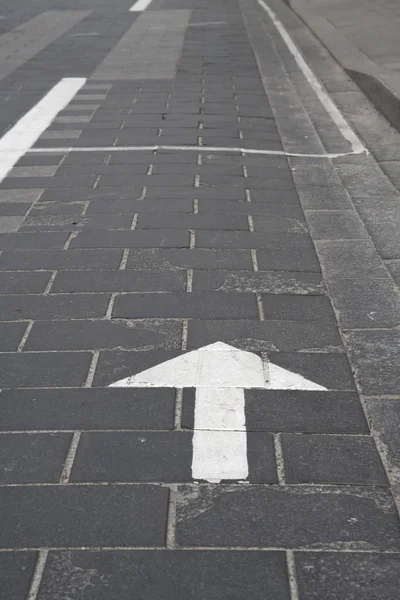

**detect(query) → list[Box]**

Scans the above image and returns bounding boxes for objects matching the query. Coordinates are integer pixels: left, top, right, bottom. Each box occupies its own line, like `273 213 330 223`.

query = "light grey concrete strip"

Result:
91 10 191 80
288 0 400 134
0 11 90 82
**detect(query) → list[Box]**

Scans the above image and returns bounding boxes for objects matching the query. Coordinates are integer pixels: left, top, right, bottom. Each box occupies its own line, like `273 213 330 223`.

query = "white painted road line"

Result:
0 77 86 184
27 144 363 159
130 0 153 12
258 0 367 156
110 342 326 483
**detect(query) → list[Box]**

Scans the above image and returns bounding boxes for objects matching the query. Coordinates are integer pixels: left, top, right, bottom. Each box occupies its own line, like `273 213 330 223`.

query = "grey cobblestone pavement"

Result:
0 0 400 598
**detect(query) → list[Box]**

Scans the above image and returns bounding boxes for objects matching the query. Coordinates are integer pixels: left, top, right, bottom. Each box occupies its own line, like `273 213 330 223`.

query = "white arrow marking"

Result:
109 342 326 482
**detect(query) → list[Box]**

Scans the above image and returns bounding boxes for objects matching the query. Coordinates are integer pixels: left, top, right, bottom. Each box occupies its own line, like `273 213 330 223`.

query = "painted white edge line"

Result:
258 0 367 156
0 77 86 183
27 144 363 159
130 0 153 12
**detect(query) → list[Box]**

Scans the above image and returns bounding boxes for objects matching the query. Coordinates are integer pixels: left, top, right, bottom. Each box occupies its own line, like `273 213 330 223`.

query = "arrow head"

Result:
109 342 327 391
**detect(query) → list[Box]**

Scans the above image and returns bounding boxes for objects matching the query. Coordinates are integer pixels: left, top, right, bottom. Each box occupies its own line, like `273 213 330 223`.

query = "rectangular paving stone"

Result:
0 231 69 250
30 203 86 216
0 552 36 600
38 550 290 600
137 214 249 230
343 331 400 395
113 292 258 319
86 198 194 215
305 210 369 240
20 214 133 231
0 189 43 203
328 279 400 328
175 485 400 549
0 203 29 216
0 388 175 432
51 270 186 293
0 322 28 351
0 271 51 294
243 390 368 433
296 185 353 209
269 352 356 391
0 176 96 189
0 294 109 320
0 485 168 548
196 231 314 250
0 352 92 387
0 433 72 484
261 295 335 322
187 319 342 352
257 248 321 272
315 240 388 278
281 434 388 485
71 230 190 249
0 249 123 270
25 319 182 351
295 552 400 600
126 248 253 271
192 270 325 295
251 215 307 234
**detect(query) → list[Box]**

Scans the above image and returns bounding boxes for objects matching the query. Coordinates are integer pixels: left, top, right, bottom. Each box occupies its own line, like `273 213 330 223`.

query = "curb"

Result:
288 0 400 133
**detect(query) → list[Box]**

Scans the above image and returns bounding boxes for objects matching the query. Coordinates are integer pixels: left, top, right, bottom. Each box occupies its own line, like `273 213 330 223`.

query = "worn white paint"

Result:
193 387 247 482
109 342 266 388
0 78 86 184
130 0 153 11
110 342 327 483
258 0 367 156
28 144 362 159
268 363 326 391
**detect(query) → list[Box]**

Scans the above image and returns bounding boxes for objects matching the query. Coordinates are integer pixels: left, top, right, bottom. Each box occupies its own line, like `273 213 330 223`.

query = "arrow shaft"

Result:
191 388 248 483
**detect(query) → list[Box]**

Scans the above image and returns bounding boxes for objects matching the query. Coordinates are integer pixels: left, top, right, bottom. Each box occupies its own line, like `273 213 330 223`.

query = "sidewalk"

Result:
289 0 400 131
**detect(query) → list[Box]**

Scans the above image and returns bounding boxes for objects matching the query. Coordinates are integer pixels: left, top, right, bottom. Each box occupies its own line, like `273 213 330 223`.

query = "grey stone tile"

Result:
282 434 388 485
86 198 194 215
261 295 335 323
0 433 72 484
192 270 325 294
126 248 253 270
137 214 249 230
305 210 369 240
316 241 388 278
0 352 92 387
0 388 175 432
257 248 321 272
25 319 182 351
0 552 36 600
0 271 51 294
0 203 29 216
29 203 86 216
113 292 258 319
38 550 290 600
328 279 400 327
20 214 133 231
296 553 400 600
9 166 58 177
344 331 400 395
0 249 123 270
187 319 342 352
52 270 186 292
0 189 43 203
70 229 190 249
296 186 353 209
269 352 356 391
0 322 28 351
196 231 314 250
0 294 109 320
0 231 69 249
252 216 307 233
244 390 368 433
0 485 168 548
175 484 400 549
